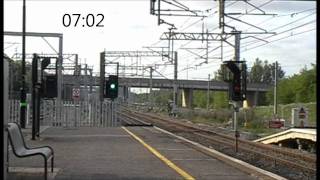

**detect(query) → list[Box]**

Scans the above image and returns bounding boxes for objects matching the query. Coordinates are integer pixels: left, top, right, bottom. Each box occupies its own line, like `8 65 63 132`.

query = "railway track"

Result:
119 111 153 127
120 108 316 180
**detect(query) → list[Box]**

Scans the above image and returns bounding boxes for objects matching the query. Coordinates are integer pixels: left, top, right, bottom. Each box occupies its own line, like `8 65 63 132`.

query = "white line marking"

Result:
154 126 287 180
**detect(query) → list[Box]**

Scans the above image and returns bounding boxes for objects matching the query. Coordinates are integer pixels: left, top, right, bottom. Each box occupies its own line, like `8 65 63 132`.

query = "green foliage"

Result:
266 64 316 104
213 58 285 105
247 102 316 126
132 92 149 103
8 59 32 96
294 64 316 102
192 90 207 108
192 90 228 109
249 58 264 83
212 91 229 108
177 102 315 136
178 108 232 124
249 58 285 84
133 89 173 107
153 90 173 106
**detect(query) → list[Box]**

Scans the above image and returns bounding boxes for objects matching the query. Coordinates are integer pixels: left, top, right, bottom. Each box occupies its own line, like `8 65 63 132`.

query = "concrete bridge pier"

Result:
119 86 129 103
181 88 193 108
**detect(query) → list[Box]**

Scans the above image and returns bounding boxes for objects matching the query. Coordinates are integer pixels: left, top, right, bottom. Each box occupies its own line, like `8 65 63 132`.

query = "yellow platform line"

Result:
122 127 195 180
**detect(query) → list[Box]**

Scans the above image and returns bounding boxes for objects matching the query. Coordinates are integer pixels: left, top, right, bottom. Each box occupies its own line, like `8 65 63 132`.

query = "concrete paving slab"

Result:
7 127 183 180
7 126 265 180
126 127 258 180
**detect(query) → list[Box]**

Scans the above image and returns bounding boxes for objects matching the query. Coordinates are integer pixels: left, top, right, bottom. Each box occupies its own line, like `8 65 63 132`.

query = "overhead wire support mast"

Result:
150 0 207 26
217 0 277 153
104 51 170 58
160 32 232 41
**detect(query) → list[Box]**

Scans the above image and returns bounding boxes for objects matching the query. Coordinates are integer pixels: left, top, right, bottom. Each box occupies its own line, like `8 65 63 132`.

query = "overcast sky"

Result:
4 0 316 81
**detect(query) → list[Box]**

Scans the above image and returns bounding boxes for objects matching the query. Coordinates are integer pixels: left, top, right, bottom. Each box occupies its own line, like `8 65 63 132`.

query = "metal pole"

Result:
157 0 161 25
234 31 241 153
36 84 40 137
173 51 178 115
116 62 119 76
168 28 171 62
31 54 37 140
20 0 26 128
3 57 9 179
233 102 239 153
274 61 278 116
207 74 210 110
89 69 93 94
149 67 153 107
100 52 105 101
84 64 88 101
75 54 79 127
206 29 209 63
234 32 241 62
57 36 63 125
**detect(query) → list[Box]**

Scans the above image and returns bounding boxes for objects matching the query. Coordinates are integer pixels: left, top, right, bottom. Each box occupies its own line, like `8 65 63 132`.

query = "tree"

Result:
249 58 285 85
293 64 316 102
8 59 32 98
249 58 264 83
266 63 315 104
262 60 272 84
214 68 224 81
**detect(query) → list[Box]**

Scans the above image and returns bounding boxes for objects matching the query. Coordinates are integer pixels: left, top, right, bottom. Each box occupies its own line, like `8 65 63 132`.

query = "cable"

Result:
242 28 315 52
185 26 315 75
174 0 275 63
242 19 315 46
149 0 315 77
208 17 316 60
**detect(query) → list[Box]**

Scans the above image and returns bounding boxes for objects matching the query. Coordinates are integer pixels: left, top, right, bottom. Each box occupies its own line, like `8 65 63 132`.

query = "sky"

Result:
4 0 317 82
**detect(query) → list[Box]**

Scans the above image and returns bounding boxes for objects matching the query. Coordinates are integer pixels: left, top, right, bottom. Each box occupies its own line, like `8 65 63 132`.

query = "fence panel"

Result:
8 98 121 128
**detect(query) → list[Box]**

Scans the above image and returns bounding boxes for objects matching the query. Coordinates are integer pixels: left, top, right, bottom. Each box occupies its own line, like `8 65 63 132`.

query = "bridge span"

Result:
62 75 272 107
62 75 271 91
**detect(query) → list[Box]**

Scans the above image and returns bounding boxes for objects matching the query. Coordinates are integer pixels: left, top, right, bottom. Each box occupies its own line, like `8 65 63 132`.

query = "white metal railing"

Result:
8 99 121 128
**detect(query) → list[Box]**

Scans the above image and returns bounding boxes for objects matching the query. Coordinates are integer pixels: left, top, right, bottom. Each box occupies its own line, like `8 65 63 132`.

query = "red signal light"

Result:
234 85 240 91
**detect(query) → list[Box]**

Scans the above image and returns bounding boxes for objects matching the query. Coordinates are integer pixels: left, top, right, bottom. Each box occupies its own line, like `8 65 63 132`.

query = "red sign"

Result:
72 88 80 100
269 120 284 128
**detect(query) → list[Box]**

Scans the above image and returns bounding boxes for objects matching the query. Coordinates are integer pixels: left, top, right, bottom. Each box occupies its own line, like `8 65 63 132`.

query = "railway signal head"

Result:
222 61 247 102
43 75 57 98
110 83 116 90
231 75 242 101
105 75 118 100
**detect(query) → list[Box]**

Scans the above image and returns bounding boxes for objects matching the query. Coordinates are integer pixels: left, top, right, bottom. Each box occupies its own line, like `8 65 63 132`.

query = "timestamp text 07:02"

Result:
62 13 104 27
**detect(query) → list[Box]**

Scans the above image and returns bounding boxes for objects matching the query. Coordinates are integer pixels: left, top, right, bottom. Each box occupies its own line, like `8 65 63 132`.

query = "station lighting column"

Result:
20 0 27 128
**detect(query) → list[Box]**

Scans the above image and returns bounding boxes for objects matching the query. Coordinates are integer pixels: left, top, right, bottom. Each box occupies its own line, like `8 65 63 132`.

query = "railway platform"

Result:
7 126 285 180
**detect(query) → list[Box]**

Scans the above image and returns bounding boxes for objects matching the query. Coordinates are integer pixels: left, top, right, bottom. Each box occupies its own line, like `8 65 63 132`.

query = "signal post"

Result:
222 60 247 153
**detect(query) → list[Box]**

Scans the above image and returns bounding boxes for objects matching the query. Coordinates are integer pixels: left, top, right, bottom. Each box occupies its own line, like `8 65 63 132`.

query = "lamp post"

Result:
20 0 27 128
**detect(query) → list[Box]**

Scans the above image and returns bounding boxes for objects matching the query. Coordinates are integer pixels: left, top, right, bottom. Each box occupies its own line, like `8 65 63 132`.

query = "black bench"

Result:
7 122 54 180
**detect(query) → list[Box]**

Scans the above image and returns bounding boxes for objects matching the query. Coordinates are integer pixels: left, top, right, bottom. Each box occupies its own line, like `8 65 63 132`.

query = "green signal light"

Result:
110 84 116 89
